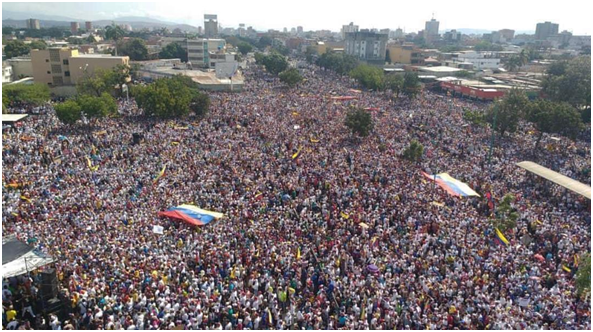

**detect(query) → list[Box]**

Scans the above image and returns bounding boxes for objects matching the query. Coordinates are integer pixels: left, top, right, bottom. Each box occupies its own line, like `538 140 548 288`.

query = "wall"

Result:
7 59 33 79
69 56 128 85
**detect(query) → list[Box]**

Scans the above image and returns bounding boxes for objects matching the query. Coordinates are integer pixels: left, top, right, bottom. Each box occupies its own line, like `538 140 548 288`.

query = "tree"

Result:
258 36 273 49
173 75 211 118
305 46 317 63
77 93 117 119
576 253 591 298
402 140 424 162
28 40 47 50
279 68 303 87
133 76 193 118
504 55 523 72
273 44 290 56
254 52 265 65
485 89 529 137
3 40 30 59
402 72 421 98
316 51 359 75
527 100 583 150
261 53 288 75
541 56 591 111
383 74 404 97
2 83 50 107
350 64 384 90
344 108 374 137
104 23 126 56
491 193 519 232
237 42 253 55
463 108 487 127
77 65 130 97
54 100 82 125
159 42 188 62
119 38 148 61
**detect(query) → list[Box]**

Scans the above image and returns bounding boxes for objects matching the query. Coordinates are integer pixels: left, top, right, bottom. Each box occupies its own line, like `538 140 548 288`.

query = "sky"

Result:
2 0 591 35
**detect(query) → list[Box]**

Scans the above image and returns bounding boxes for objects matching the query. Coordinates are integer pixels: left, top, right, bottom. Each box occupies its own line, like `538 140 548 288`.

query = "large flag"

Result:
495 228 509 247
422 172 480 197
158 204 224 226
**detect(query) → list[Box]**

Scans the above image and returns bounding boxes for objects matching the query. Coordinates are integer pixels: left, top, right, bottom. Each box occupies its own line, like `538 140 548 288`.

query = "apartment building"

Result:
345 30 388 65
386 44 425 65
31 48 128 86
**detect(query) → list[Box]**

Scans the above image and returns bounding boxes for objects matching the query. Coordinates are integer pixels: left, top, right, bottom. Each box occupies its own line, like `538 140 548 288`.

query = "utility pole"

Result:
487 103 498 178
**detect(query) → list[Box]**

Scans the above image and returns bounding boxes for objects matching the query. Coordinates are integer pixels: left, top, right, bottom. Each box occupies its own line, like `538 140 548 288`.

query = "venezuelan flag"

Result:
340 212 349 219
310 138 320 143
296 247 301 260
158 204 224 226
422 172 480 197
562 265 572 273
495 228 509 246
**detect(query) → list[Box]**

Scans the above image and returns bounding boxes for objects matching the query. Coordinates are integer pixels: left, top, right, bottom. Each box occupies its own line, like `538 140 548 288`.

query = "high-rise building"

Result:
85 21 93 31
238 24 246 37
204 14 218 38
341 22 359 39
498 29 515 41
70 22 79 34
424 18 439 42
297 26 303 35
535 21 559 40
26 18 40 30
394 28 404 39
344 30 388 65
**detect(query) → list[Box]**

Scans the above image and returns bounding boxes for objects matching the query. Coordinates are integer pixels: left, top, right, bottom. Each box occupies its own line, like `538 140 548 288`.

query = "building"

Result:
204 14 218 38
424 18 439 43
297 26 303 35
394 28 404 39
344 30 388 65
456 51 501 70
341 22 359 39
3 62 13 83
31 48 129 86
238 24 246 37
386 44 425 65
26 19 40 30
444 30 460 42
7 57 33 80
499 29 515 41
85 21 93 31
535 21 559 40
187 38 230 68
70 22 79 34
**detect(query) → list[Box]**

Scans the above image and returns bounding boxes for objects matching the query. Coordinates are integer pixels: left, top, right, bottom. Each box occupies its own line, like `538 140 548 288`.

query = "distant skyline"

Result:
2 0 591 35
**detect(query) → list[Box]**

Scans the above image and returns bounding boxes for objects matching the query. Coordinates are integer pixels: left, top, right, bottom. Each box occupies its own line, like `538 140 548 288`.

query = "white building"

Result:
2 63 13 83
457 51 501 70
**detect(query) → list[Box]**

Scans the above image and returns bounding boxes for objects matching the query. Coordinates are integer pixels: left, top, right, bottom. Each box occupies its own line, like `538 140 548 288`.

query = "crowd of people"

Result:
2 61 591 330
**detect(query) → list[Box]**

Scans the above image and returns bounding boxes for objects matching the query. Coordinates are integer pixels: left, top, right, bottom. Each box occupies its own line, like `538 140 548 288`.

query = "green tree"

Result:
463 108 487 127
133 76 193 118
403 72 421 98
3 40 30 59
237 42 253 55
159 42 188 62
344 108 374 137
305 46 317 63
273 44 290 56
173 75 211 118
254 52 265 65
402 140 424 162
119 38 148 61
576 253 591 298
350 64 384 90
541 56 591 111
485 89 529 137
258 36 273 49
383 74 404 97
261 53 288 75
28 40 47 50
279 68 303 87
527 99 583 149
491 193 519 232
77 93 117 119
104 23 126 56
2 83 50 107
316 51 359 75
77 69 109 97
54 100 82 125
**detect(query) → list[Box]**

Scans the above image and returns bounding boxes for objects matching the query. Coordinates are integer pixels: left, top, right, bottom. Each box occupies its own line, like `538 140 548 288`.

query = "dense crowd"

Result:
2 62 591 330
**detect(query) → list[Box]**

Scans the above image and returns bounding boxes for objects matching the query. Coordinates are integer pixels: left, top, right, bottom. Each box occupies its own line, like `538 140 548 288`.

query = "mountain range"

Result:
2 10 200 32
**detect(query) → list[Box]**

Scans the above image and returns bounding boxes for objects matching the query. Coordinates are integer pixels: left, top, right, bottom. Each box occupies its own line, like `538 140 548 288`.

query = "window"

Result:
51 64 62 74
52 76 63 85
64 71 70 77
63 59 69 65
47 71 51 74
49 49 60 62
45 59 49 63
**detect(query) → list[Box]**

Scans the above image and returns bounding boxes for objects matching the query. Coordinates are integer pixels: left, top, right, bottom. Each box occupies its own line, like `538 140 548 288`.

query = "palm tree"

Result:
105 23 126 56
518 50 528 66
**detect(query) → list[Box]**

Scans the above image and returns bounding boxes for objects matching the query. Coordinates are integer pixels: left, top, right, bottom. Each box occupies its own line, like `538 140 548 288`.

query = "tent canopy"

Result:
2 235 55 278
516 161 591 199
2 114 28 123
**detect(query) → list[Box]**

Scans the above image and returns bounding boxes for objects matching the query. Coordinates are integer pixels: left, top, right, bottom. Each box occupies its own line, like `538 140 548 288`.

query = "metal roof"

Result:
1 114 28 123
516 161 591 199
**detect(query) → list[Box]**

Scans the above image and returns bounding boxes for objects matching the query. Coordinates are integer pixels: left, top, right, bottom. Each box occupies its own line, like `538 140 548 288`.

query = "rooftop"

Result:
416 66 462 73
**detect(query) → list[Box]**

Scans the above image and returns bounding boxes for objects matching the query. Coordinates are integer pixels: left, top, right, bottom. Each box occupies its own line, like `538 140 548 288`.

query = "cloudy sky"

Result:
2 0 591 35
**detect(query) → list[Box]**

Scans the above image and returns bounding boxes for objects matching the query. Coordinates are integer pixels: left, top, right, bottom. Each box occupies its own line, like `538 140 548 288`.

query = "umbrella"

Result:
367 264 379 273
